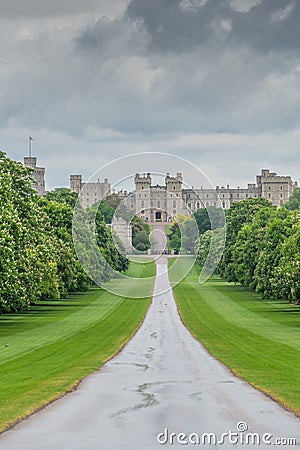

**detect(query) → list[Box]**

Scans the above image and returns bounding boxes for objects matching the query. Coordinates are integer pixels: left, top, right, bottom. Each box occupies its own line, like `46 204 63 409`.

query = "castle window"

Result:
173 210 176 215
157 201 160 208
173 200 176 208
222 194 224 198
174 186 176 190
141 201 144 208
188 203 191 209
269 186 271 190
222 201 225 208
280 193 283 198
268 193 271 198
196 202 200 209
142 186 144 190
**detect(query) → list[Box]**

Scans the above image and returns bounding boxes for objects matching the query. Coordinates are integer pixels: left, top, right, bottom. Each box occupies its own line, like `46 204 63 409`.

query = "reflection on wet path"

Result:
0 264 299 450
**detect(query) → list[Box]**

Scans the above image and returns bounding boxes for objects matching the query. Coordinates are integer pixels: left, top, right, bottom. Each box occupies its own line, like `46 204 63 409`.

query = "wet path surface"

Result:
0 263 299 450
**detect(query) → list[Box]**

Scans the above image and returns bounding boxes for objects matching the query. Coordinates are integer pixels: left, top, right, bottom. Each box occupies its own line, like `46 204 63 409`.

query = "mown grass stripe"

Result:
172 263 300 415
0 261 155 432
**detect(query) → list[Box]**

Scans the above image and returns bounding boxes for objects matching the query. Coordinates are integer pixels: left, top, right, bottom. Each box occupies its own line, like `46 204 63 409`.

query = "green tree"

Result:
0 152 59 313
254 208 298 299
219 198 271 282
131 216 151 252
193 207 225 235
40 190 91 296
196 228 225 273
232 206 274 289
284 187 300 211
275 222 300 304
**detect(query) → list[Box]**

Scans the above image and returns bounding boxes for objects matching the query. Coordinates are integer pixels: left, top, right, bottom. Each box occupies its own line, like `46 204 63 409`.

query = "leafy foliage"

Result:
218 198 271 281
0 151 59 312
193 206 225 234
216 196 300 304
196 228 225 273
131 216 151 252
0 153 128 314
168 214 199 254
284 187 300 211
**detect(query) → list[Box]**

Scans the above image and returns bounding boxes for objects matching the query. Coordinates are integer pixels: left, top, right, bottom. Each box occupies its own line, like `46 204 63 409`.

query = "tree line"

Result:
0 152 128 314
197 189 300 304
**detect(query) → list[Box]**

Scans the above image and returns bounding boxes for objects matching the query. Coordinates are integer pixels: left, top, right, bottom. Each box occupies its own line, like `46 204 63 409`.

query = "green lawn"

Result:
0 261 155 432
172 262 300 415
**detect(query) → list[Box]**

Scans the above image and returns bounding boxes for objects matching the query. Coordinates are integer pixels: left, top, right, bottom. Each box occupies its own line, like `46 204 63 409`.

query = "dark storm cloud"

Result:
229 0 300 53
124 0 300 54
125 0 231 52
73 0 300 136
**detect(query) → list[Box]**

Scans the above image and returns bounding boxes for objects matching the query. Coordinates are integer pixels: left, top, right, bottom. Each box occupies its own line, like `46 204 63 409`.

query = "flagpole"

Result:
28 136 33 157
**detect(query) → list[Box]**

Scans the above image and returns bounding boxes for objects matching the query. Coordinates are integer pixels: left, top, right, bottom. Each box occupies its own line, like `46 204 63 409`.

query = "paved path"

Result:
150 223 168 257
0 264 299 450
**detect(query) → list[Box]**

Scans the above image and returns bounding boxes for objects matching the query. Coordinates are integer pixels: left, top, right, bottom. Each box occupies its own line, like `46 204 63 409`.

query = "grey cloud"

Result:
0 0 112 17
2 0 300 180
125 0 231 53
229 0 300 53
123 0 300 55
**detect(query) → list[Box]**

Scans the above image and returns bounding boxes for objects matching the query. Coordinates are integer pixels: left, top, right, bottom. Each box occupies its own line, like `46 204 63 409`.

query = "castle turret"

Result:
165 173 184 219
134 173 152 221
24 156 45 197
70 175 82 194
257 169 297 207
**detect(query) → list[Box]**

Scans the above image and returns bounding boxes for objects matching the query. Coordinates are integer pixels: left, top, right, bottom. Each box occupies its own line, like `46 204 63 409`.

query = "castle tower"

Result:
256 169 297 208
70 175 82 194
24 156 45 197
134 173 152 221
166 172 184 220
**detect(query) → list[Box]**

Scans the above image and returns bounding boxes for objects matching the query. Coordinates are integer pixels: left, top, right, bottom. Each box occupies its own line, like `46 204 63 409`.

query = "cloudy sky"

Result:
1 0 300 190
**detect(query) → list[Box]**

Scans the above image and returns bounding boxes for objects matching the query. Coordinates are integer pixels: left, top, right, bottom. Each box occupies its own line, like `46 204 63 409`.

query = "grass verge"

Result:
0 261 155 432
172 262 300 416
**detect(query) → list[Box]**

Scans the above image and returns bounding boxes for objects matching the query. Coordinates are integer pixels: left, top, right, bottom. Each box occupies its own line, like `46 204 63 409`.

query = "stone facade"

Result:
69 169 298 220
134 172 185 222
133 169 298 222
256 169 296 208
24 156 45 197
111 217 133 253
70 175 111 209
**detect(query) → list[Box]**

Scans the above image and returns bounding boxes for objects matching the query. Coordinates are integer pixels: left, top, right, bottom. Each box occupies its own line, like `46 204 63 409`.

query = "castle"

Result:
70 169 298 222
